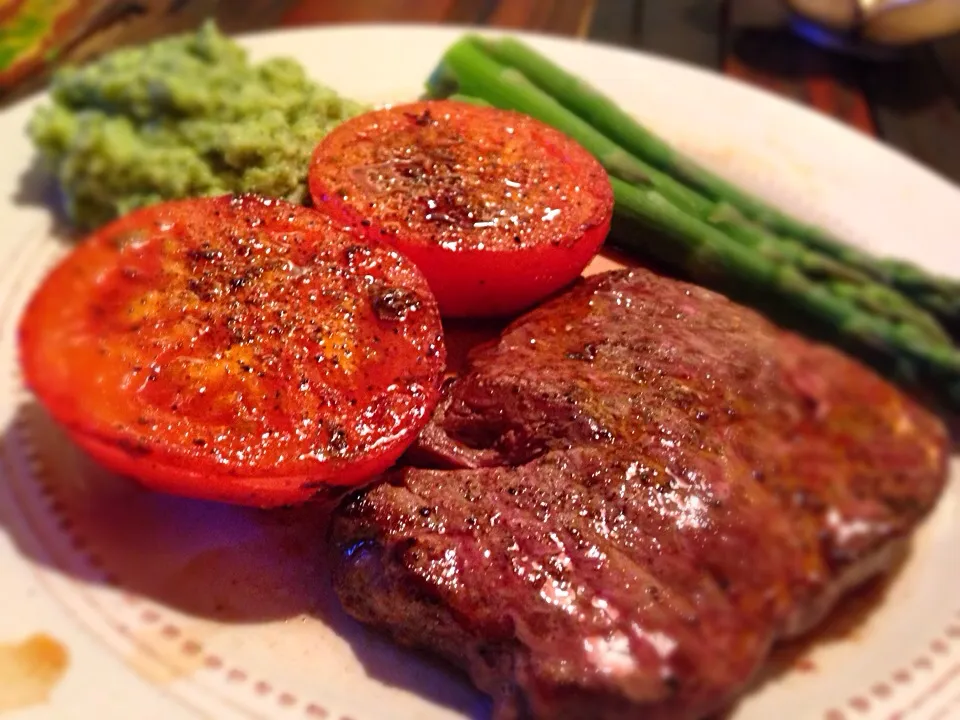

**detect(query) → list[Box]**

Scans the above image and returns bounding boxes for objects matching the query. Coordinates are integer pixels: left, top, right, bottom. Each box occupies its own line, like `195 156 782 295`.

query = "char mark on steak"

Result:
331 268 948 720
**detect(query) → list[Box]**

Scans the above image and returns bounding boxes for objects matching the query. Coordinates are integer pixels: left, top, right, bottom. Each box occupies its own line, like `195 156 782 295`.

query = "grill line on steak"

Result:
331 268 948 720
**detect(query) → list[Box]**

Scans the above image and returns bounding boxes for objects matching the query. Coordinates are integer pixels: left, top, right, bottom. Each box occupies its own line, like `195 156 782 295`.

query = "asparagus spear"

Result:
439 39 954 347
447 93 491 105
425 60 460 99
707 206 952 343
443 90 939 333
448 88 943 336
478 35 960 329
610 177 960 404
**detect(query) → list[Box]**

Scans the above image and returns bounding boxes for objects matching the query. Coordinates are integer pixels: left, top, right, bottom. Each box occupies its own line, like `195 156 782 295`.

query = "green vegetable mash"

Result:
29 22 367 229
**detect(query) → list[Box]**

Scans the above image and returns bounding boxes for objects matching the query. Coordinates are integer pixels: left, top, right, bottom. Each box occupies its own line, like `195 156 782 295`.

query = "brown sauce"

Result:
0 634 69 713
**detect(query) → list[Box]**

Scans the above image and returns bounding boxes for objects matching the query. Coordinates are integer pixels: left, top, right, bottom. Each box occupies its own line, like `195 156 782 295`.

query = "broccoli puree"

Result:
29 22 368 230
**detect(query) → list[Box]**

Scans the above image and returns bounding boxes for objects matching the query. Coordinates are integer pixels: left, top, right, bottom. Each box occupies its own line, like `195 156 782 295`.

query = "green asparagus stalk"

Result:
425 60 460 99
478 35 960 329
610 177 960 403
707 206 952 343
880 258 960 331
447 93 491 106
439 39 954 348
446 91 924 328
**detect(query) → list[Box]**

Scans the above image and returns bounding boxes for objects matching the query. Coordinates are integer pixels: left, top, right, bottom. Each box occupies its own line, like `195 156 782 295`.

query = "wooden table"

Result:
3 0 960 184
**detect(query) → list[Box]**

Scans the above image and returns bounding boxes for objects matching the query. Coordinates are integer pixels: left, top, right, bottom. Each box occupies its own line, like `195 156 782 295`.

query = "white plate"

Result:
0 24 959 720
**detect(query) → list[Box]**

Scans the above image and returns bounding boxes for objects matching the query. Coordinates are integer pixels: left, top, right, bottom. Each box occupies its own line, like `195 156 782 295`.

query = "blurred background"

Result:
2 0 960 182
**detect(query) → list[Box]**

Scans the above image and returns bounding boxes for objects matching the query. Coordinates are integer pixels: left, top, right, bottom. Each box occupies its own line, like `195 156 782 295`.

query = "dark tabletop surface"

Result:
2 0 960 185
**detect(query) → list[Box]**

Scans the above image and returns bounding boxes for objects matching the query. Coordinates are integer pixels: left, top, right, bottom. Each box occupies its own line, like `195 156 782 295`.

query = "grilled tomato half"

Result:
18 194 446 507
308 100 613 318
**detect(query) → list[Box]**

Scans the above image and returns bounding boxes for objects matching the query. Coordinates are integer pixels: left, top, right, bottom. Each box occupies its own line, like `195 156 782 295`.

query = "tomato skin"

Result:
19 194 446 507
308 100 613 318
66 430 387 507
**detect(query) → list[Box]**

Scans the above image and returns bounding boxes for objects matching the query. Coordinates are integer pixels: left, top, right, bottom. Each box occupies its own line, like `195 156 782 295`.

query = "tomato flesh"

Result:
308 100 613 318
18 194 446 507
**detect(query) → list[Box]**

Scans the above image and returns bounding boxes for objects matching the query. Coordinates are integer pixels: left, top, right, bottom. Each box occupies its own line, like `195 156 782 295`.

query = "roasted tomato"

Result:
18 194 446 507
308 100 613 318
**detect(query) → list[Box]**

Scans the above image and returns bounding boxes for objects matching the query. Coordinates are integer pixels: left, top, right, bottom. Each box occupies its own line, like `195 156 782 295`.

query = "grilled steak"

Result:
331 268 948 720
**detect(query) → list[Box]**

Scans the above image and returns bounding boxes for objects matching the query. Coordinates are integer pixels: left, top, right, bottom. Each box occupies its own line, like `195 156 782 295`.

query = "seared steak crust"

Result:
332 269 948 720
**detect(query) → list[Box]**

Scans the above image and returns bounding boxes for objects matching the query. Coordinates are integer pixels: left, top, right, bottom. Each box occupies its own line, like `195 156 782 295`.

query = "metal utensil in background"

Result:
788 0 960 50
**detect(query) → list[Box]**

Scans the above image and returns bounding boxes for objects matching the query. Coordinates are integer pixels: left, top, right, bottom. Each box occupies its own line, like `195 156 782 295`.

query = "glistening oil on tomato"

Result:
18 195 446 507
309 100 614 318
